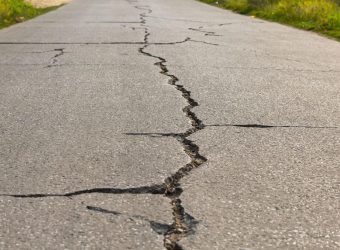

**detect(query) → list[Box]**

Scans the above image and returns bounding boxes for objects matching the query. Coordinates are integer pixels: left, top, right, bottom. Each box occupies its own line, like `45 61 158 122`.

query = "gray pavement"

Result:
0 0 339 249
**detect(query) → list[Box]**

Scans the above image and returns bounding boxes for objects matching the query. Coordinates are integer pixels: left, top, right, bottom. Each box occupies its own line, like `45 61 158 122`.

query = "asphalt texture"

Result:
0 0 339 249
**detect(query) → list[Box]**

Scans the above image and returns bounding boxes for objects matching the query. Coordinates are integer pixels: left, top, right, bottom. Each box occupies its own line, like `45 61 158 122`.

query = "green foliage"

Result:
222 0 250 13
0 0 57 29
200 0 340 40
203 0 217 3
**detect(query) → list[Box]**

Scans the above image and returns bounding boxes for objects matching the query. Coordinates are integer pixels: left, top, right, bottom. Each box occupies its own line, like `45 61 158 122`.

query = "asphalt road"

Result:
0 0 339 249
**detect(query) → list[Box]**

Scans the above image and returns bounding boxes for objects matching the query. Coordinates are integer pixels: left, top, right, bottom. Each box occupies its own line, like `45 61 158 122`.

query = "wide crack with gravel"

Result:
0 2 214 250
1 2 338 249
132 3 207 249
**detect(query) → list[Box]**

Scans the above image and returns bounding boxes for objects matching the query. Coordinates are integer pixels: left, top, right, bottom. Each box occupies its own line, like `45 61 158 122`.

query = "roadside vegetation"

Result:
199 0 340 40
0 0 58 29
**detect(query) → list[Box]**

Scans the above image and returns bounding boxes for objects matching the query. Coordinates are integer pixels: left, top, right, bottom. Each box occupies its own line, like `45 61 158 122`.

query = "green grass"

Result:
0 0 58 29
199 0 340 40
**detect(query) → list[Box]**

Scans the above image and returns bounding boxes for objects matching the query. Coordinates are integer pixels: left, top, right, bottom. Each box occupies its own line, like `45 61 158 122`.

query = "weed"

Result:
0 0 58 29
199 0 340 40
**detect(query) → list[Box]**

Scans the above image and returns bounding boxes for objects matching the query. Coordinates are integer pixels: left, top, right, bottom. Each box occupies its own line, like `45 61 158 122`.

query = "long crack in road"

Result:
1 0 339 249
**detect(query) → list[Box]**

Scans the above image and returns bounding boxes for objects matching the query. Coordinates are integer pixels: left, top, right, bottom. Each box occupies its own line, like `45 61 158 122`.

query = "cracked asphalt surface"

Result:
0 0 339 249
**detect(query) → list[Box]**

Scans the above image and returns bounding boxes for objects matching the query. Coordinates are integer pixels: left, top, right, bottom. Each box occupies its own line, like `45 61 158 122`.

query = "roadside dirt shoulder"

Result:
25 0 71 8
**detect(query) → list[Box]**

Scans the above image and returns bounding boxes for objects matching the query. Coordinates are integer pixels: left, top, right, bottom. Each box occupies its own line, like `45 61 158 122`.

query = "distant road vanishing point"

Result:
0 0 339 249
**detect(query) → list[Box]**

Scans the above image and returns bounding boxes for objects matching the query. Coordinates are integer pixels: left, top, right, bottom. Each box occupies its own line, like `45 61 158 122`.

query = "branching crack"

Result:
0 39 217 46
1 2 338 250
86 205 199 236
0 2 214 250
46 48 65 68
188 27 221 37
135 4 207 250
145 15 209 23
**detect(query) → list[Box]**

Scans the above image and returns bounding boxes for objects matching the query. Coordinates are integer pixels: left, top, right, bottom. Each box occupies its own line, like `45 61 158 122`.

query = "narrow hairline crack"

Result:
0 39 217 46
188 27 221 37
146 15 265 25
2 64 339 73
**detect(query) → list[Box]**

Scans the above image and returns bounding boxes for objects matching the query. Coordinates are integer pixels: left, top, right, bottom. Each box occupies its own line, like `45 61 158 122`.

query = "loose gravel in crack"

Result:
135 3 207 249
